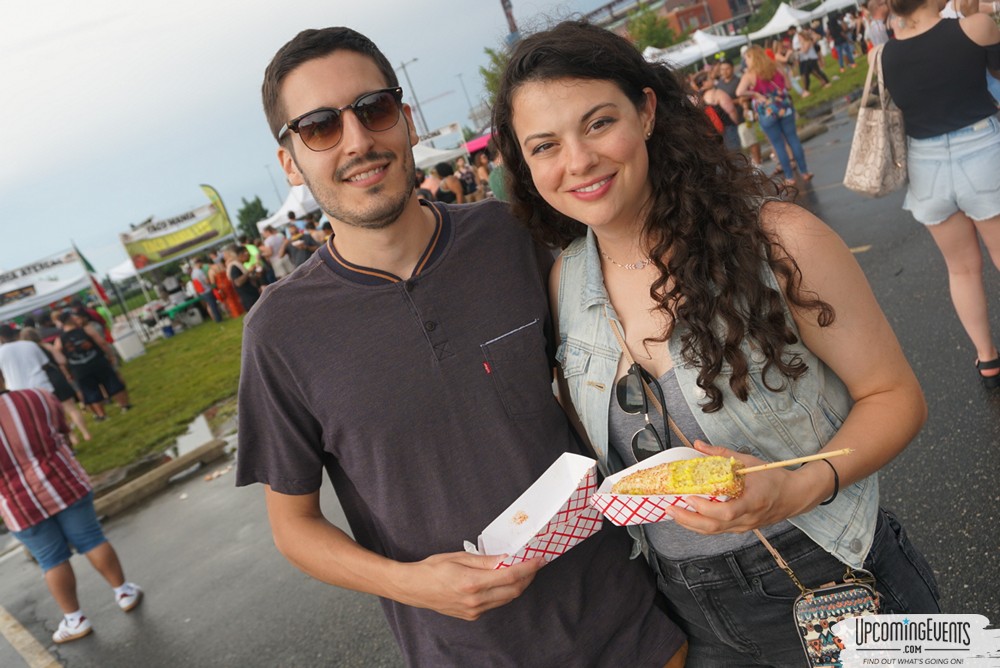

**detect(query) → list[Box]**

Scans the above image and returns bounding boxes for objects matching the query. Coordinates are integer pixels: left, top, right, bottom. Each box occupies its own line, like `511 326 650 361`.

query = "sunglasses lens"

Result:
615 371 644 414
297 110 342 151
632 425 663 461
355 90 401 132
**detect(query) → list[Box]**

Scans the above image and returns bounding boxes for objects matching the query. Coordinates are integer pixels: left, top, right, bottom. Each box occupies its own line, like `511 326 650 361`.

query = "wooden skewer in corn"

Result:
610 448 855 496
736 448 854 474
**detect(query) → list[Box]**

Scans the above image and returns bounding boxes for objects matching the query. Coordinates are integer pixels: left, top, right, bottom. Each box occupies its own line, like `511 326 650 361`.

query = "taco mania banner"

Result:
119 185 234 271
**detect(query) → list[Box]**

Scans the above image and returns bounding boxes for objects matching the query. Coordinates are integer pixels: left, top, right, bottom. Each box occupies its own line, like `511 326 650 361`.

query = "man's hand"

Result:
390 552 545 621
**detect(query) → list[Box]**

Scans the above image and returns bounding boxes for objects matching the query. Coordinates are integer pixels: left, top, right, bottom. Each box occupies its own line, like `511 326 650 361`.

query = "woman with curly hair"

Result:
493 20 939 664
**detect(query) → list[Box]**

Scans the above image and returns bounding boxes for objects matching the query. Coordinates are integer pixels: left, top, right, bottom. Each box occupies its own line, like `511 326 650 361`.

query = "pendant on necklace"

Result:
600 250 651 270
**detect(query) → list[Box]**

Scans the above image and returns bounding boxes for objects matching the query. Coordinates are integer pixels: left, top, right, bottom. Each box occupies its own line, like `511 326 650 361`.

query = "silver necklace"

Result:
600 249 651 270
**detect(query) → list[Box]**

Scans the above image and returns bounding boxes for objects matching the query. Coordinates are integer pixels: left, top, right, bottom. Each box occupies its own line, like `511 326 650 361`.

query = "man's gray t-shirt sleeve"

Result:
235 324 325 494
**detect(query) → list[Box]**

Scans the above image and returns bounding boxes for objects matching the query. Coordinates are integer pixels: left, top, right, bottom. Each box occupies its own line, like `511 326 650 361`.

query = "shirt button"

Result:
424 321 436 331
404 280 414 292
850 538 863 553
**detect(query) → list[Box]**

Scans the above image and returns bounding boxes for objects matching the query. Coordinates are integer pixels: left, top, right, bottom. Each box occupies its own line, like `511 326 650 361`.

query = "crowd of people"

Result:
0 300 131 434
413 148 507 204
682 4 895 182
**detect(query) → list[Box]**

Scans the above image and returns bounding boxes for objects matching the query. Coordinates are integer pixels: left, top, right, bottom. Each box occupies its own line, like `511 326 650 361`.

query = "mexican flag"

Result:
72 243 110 306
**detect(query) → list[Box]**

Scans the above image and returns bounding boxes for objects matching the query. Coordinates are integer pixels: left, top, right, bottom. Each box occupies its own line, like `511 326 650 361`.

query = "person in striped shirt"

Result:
0 376 142 644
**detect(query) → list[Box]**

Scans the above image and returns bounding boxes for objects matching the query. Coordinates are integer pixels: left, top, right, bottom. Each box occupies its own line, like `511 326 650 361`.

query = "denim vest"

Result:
555 229 879 568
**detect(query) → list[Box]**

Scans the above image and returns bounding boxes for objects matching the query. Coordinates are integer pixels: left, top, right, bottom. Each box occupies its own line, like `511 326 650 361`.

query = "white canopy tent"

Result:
808 0 860 19
413 142 468 170
644 30 748 69
0 274 91 322
748 3 816 40
0 250 96 322
256 184 321 234
108 258 139 282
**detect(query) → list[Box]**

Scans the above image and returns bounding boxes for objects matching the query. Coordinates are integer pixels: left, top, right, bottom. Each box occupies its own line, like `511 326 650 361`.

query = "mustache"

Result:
336 150 396 181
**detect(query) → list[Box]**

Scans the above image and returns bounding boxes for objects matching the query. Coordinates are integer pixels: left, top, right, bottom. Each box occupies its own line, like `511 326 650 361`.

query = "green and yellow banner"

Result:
119 185 235 271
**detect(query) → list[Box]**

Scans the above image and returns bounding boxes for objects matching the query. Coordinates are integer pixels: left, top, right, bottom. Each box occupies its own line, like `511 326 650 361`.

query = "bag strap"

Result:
859 45 880 109
873 45 890 111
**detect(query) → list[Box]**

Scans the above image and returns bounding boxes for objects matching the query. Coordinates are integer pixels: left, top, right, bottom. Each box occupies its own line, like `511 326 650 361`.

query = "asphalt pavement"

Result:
0 108 997 667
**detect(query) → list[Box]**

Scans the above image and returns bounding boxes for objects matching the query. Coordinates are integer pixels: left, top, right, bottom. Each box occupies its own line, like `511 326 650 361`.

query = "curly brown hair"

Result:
491 20 834 412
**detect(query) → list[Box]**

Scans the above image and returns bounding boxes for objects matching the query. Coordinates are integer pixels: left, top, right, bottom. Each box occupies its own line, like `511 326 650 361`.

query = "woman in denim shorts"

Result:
0 383 142 644
882 0 1000 389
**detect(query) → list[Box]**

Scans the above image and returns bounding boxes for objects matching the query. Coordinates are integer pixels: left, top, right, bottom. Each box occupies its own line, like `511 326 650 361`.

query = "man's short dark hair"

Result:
0 324 18 342
262 27 399 142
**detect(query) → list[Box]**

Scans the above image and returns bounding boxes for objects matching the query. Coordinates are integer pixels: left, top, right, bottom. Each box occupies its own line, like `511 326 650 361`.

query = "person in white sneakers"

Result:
0 373 142 644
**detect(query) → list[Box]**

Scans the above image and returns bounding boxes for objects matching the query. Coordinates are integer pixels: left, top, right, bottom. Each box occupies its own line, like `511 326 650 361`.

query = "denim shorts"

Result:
12 492 107 572
653 508 940 667
904 114 1000 226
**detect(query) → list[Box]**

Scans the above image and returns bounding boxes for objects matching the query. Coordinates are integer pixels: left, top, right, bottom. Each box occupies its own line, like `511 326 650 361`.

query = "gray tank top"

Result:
608 367 792 559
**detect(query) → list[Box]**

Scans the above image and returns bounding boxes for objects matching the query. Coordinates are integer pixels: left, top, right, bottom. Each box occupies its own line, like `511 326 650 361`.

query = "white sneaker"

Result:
116 583 143 612
52 616 92 644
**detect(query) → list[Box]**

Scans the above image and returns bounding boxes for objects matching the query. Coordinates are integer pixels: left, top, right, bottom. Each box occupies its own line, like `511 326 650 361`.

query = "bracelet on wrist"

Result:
817 458 840 506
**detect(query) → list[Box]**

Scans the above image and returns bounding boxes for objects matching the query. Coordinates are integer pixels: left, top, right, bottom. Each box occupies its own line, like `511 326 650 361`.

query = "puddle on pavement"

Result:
166 414 213 459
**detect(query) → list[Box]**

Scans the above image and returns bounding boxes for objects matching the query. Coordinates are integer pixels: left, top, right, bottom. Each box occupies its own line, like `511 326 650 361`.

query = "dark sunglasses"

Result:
615 363 671 461
278 87 404 152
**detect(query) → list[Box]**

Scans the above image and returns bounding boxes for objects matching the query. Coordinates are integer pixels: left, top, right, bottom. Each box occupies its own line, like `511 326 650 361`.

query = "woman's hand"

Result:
663 440 832 534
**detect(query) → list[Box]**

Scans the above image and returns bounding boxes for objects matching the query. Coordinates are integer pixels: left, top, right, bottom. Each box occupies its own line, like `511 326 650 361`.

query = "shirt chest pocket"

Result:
480 320 554 418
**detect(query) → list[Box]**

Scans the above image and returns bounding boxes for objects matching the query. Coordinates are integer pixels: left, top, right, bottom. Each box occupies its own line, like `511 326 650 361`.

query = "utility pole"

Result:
500 0 518 34
264 164 283 206
456 73 475 123
396 58 429 137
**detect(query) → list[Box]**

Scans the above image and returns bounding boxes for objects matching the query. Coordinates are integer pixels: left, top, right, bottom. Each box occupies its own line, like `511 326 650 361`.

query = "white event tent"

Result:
256 184 322 234
0 250 93 322
413 142 468 170
748 3 817 40
108 258 140 282
644 30 749 69
0 274 92 322
809 0 861 18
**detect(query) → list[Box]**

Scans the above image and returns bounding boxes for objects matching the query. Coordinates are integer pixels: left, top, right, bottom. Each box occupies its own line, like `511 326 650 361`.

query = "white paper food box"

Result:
464 452 603 569
590 447 733 526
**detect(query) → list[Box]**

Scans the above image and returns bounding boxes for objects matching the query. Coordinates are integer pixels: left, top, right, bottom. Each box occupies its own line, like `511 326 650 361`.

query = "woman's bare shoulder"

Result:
960 12 1000 46
759 201 843 260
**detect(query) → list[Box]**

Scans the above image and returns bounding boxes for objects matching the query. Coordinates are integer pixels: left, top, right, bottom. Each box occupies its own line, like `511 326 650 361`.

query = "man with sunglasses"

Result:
235 27 685 667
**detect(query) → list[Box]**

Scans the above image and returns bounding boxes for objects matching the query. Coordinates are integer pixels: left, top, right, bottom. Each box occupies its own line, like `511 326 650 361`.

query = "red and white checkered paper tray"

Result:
591 447 734 527
463 452 603 570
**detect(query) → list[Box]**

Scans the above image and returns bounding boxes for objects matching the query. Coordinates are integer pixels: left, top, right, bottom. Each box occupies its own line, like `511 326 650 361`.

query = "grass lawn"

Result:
73 316 244 475
792 52 871 119
747 53 871 146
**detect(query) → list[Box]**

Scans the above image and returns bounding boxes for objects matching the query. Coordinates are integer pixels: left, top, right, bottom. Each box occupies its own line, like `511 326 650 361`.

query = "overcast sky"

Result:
0 0 598 276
